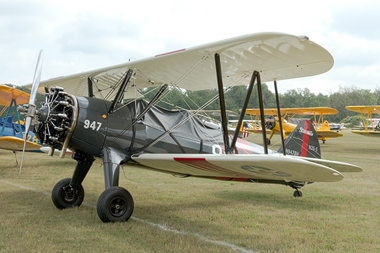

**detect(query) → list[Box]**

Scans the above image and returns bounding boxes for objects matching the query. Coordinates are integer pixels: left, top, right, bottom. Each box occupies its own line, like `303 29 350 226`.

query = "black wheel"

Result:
293 190 302 197
266 138 271 145
323 140 326 144
97 187 134 222
52 178 84 209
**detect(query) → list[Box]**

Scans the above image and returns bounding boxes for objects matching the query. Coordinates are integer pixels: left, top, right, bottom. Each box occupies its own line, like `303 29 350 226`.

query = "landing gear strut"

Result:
52 152 93 210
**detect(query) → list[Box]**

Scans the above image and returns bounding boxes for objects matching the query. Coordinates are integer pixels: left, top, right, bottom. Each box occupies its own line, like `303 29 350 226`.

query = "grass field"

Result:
0 131 379 252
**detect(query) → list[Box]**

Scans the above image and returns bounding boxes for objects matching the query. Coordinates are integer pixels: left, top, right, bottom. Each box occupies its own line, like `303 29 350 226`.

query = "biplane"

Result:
244 107 343 144
18 32 361 222
346 105 380 137
0 85 42 152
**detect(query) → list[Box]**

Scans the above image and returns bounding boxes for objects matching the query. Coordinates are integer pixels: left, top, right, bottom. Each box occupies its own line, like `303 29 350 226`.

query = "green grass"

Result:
0 130 379 252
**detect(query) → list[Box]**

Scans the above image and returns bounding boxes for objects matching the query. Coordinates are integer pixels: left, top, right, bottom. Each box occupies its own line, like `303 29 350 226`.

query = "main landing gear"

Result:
51 152 134 222
97 187 134 222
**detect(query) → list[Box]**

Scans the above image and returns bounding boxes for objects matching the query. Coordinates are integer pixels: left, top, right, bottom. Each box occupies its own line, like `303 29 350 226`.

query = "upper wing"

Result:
245 108 280 116
281 107 339 115
245 107 339 116
0 85 30 106
244 107 339 116
346 106 380 114
0 136 42 151
131 153 343 182
26 32 333 101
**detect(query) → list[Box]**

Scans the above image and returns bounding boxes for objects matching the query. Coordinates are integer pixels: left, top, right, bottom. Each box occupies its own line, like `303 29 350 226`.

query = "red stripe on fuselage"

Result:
300 120 310 157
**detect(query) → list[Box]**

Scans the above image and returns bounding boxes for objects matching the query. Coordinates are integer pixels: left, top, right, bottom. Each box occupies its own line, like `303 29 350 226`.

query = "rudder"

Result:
278 120 321 158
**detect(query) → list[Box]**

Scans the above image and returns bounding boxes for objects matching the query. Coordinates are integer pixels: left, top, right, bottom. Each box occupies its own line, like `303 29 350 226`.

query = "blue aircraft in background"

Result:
0 84 42 152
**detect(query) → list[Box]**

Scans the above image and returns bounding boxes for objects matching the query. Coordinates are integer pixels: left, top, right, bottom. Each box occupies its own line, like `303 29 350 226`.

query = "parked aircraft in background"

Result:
244 107 343 144
346 106 380 137
329 122 347 131
18 33 361 222
0 85 42 152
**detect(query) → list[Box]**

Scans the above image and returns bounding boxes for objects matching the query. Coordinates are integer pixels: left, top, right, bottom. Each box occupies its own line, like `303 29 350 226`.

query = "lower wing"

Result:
0 136 42 151
316 130 343 138
351 130 380 137
131 153 345 183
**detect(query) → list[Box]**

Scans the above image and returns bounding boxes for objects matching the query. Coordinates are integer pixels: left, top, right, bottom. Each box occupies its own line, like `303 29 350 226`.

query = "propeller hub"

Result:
38 104 50 123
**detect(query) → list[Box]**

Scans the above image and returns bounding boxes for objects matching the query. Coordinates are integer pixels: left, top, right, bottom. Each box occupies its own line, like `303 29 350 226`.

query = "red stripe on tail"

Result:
300 120 310 157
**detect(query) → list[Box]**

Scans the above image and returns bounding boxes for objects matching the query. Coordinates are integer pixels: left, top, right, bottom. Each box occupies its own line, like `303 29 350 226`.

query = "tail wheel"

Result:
97 187 134 222
293 189 302 197
52 178 84 209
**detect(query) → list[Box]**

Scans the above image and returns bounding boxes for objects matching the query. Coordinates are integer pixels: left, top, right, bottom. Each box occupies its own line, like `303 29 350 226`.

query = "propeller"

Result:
18 50 44 176
265 115 277 130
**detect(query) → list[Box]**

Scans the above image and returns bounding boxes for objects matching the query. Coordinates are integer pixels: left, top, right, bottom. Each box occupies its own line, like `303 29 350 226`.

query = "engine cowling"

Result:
34 87 78 157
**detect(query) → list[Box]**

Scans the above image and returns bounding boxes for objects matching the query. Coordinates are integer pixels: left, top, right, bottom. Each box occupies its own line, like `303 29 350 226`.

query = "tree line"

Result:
2 83 379 126
141 84 380 125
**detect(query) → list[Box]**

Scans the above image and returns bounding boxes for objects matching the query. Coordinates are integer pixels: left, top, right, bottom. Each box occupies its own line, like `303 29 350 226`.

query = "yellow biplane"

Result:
0 85 43 151
244 107 343 144
346 106 380 137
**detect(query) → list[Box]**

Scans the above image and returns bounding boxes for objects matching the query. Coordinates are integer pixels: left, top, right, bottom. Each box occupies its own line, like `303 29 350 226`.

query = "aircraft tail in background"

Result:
278 120 321 159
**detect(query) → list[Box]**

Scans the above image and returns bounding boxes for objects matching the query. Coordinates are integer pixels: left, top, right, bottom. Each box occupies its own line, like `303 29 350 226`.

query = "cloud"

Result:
1 0 380 96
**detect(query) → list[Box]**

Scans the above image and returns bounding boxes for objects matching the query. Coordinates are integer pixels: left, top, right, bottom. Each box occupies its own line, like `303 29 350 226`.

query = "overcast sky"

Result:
1 0 380 95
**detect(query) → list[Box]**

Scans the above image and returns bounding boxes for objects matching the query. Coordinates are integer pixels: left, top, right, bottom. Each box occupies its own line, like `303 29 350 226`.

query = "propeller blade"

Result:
19 50 44 176
29 50 44 106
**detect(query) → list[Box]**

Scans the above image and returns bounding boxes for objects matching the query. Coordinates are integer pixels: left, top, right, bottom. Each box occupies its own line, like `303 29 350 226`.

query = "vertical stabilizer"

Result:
278 120 321 158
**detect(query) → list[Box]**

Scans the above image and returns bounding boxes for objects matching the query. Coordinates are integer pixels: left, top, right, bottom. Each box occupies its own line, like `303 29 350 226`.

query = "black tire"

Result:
97 187 134 222
266 138 271 145
293 190 302 197
52 178 84 209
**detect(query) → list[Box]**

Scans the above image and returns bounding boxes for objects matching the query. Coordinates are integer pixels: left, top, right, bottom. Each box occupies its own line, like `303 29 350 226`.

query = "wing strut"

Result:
214 53 230 153
109 69 133 113
274 80 286 155
230 71 258 153
131 84 168 125
214 54 269 154
87 77 94 97
256 75 268 154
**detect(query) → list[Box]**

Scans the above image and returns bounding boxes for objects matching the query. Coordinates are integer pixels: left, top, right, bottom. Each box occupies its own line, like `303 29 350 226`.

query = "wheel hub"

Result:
110 197 127 217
